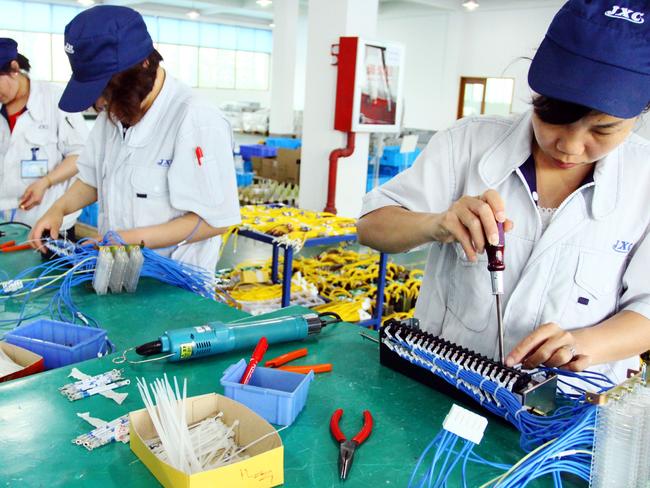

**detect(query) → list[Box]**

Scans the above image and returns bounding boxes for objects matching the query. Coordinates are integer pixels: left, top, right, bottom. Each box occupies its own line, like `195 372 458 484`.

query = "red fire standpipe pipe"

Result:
324 131 356 214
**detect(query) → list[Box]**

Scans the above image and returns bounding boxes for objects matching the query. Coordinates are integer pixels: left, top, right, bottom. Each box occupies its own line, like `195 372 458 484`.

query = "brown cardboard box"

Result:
251 156 264 175
129 393 284 488
261 158 279 179
0 342 45 383
276 148 300 184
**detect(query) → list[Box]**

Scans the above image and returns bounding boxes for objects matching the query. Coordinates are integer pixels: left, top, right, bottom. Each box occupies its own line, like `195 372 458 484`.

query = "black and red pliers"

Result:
329 408 374 480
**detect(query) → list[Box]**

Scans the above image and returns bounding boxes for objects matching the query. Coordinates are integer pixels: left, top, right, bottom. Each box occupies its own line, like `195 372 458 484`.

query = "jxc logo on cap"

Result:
64 42 75 54
605 5 645 24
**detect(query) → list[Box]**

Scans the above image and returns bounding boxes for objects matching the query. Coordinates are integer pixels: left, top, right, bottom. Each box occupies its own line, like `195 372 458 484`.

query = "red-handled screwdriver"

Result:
240 337 268 384
486 221 505 364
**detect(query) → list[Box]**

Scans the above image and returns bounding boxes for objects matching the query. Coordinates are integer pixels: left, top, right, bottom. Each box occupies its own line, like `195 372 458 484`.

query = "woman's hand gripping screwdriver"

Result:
486 221 506 363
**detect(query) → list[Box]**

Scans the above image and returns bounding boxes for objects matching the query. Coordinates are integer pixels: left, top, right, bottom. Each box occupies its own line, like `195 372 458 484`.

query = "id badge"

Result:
21 159 49 179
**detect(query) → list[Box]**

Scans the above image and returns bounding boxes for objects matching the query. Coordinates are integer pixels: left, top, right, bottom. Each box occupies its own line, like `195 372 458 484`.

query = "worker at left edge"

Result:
0 38 88 234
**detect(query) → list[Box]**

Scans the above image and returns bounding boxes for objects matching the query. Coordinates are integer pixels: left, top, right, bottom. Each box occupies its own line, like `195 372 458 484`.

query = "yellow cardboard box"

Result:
129 393 284 488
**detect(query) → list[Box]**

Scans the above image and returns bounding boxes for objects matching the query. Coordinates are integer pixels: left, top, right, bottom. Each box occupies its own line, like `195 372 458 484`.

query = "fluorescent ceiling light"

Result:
462 0 479 11
186 9 200 19
77 0 95 6
256 0 273 7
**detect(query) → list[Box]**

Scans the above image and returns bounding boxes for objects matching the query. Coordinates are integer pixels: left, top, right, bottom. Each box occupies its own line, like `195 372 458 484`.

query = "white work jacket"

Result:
76 74 241 273
0 80 87 229
362 111 650 384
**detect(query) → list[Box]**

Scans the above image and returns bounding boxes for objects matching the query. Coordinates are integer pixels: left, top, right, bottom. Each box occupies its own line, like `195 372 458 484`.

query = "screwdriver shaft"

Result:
496 294 505 364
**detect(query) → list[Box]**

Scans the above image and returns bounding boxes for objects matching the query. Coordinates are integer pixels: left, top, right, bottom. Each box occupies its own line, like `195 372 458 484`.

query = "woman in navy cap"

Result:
30 6 241 273
359 0 650 384
0 38 88 233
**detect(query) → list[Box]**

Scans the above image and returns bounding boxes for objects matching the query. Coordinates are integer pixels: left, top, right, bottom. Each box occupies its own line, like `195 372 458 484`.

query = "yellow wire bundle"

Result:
221 205 357 253
216 247 423 323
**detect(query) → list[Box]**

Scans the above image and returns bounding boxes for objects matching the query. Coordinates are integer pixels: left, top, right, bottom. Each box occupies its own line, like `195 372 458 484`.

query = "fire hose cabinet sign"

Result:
334 37 405 133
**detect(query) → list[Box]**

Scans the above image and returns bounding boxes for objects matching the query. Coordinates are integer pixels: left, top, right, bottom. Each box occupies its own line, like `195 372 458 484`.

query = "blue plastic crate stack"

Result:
236 143 277 187
366 146 422 192
236 139 302 188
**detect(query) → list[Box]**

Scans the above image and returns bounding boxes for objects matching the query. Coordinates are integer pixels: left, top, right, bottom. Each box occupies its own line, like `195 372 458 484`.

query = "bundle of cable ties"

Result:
137 375 283 474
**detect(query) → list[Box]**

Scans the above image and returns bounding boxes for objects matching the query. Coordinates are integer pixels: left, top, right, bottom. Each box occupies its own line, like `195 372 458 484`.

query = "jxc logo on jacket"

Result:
612 240 634 253
605 5 645 24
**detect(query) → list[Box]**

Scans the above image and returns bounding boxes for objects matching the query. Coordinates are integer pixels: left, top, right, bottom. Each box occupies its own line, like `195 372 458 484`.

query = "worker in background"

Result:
0 38 87 236
30 6 241 273
358 0 650 384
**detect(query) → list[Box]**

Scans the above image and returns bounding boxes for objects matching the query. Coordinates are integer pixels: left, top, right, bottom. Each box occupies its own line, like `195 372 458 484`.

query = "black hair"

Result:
532 96 593 125
104 49 163 126
533 95 650 125
0 53 31 74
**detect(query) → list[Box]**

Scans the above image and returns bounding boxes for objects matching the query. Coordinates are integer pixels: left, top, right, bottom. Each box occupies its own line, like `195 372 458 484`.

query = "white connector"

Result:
442 404 488 445
92 247 114 295
108 246 129 293
124 245 144 293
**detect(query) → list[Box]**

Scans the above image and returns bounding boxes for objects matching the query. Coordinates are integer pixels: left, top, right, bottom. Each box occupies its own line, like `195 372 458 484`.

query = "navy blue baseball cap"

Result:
59 6 154 112
0 38 18 69
529 0 650 119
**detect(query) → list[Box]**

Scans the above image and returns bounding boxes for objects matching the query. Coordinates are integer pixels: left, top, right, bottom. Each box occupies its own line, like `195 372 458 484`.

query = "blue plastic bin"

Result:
236 171 254 187
265 138 302 149
220 359 314 426
4 319 109 370
380 146 421 168
239 144 278 161
78 202 98 227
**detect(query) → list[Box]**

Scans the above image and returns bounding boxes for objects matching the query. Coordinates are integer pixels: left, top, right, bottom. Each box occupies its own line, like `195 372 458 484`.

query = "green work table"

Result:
0 225 578 487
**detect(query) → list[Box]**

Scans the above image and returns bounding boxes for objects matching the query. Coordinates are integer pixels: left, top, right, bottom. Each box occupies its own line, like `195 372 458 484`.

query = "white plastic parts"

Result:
93 245 144 295
442 404 488 445
73 415 130 450
124 245 144 293
108 246 129 293
92 247 114 295
64 367 129 405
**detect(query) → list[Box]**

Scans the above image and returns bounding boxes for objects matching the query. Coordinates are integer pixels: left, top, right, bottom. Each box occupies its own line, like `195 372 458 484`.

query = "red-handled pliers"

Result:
330 409 373 480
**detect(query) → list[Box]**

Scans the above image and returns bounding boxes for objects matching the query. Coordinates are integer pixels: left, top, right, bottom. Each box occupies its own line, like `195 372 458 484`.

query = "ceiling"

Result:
45 0 564 27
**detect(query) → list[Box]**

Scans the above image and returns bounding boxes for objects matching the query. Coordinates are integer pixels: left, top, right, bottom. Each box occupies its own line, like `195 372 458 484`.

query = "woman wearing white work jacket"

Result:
30 6 241 273
359 0 650 385
0 38 87 232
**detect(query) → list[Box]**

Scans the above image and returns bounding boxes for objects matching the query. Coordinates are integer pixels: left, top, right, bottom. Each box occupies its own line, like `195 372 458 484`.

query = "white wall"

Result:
375 2 564 131
191 87 270 108
293 10 309 111
378 13 457 131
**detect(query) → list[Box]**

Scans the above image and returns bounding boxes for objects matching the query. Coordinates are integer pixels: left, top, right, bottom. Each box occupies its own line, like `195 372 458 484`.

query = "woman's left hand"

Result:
19 176 51 210
505 322 591 371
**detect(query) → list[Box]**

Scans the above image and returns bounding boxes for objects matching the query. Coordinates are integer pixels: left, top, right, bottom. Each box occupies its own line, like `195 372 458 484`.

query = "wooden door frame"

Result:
457 77 487 119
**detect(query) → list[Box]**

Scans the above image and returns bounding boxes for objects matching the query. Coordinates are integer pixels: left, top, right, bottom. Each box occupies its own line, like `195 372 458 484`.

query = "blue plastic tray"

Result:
239 144 278 161
4 319 109 370
220 359 314 426
265 138 302 149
